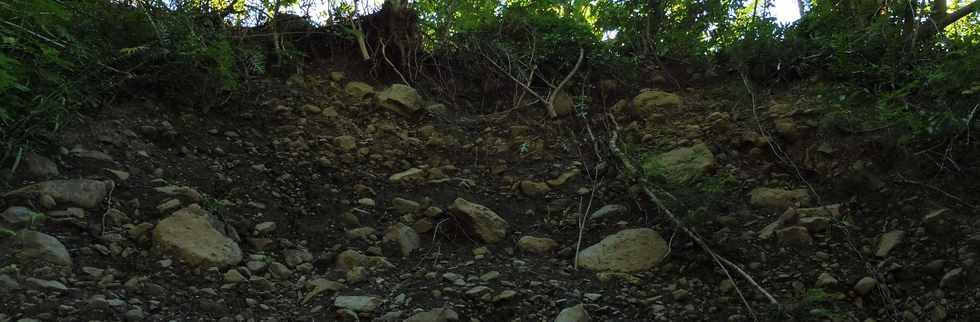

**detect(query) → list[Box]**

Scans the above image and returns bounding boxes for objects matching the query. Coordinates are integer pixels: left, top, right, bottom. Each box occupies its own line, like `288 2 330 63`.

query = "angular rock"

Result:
797 204 842 218
152 205 242 268
773 118 800 141
336 249 394 271
555 304 591 322
815 272 839 288
223 269 246 283
377 84 421 115
517 236 558 254
1 206 43 228
940 268 964 289
776 226 813 246
552 91 575 117
5 230 72 267
25 277 68 291
283 248 313 267
643 143 716 184
334 135 357 152
345 82 374 99
0 274 20 291
749 187 811 211
923 209 953 236
799 216 831 233
153 185 204 202
547 169 580 187
449 198 508 243
389 168 426 184
875 230 905 258
576 228 668 272
589 204 628 220
631 90 681 118
4 179 113 208
383 223 421 257
405 308 459 322
303 278 345 303
21 152 59 177
854 277 877 296
334 295 382 312
519 180 551 196
390 197 422 214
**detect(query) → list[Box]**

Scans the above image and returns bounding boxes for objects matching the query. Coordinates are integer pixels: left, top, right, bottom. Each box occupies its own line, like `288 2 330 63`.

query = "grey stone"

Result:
405 308 459 322
377 84 421 115
643 143 716 184
333 295 382 312
389 168 426 184
4 179 113 208
383 223 421 257
345 82 374 98
6 230 72 267
576 228 668 272
749 187 811 211
1 206 43 228
875 230 905 258
589 204 628 220
449 198 508 243
152 205 242 268
25 277 68 291
20 152 59 177
555 304 591 322
776 226 813 247
335 249 393 271
631 90 681 118
854 277 877 296
517 236 559 254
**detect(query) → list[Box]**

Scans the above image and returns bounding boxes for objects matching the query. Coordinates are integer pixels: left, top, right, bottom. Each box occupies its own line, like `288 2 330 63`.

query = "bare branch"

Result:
607 117 779 310
545 48 585 118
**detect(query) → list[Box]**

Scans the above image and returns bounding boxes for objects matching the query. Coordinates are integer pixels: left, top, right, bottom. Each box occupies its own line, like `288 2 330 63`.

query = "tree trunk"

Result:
918 0 979 40
796 0 806 17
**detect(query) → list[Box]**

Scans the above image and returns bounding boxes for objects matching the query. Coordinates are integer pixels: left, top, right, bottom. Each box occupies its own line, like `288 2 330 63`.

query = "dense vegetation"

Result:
2 0 978 162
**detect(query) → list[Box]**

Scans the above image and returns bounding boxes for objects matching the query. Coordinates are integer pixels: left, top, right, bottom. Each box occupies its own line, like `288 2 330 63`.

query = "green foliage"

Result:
0 228 15 238
0 0 264 163
798 288 848 321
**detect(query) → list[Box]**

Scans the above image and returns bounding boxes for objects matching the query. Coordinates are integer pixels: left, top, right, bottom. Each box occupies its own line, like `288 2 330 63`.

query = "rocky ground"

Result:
1 72 978 322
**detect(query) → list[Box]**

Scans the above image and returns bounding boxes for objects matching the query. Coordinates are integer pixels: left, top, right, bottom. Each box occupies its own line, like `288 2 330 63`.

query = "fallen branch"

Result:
607 115 778 313
481 48 585 118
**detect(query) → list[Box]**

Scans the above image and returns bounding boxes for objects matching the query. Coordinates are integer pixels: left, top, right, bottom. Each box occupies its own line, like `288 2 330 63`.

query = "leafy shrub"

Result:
1 0 258 162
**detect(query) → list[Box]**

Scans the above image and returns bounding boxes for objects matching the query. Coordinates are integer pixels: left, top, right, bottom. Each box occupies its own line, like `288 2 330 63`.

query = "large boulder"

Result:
377 84 422 115
575 228 667 272
152 205 242 268
642 142 716 184
631 90 681 118
449 198 509 243
4 179 113 209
